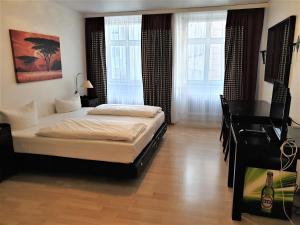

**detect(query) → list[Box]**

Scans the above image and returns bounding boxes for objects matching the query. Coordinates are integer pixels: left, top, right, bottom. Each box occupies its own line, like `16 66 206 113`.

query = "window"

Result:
186 16 225 82
105 16 143 105
173 12 227 127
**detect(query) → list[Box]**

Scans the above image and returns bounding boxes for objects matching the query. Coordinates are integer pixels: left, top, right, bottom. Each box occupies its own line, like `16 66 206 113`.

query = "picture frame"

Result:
9 29 63 83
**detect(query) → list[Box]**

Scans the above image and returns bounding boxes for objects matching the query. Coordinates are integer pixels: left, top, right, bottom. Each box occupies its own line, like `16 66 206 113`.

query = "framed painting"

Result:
9 29 63 83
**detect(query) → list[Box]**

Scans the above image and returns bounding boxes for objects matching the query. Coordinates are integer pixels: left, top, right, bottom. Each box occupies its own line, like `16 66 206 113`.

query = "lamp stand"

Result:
74 73 82 94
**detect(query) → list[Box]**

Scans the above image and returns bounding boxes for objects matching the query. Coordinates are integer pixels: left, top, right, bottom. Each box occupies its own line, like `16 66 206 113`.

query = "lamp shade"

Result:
81 80 93 89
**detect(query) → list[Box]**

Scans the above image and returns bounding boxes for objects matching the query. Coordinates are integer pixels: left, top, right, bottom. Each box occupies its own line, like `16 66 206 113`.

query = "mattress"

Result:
12 108 165 164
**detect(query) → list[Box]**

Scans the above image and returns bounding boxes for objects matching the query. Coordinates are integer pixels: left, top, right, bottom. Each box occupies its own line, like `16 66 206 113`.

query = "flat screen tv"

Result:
264 16 296 86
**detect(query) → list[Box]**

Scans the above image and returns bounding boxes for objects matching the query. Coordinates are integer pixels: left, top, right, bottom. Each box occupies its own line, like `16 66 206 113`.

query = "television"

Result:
264 16 296 86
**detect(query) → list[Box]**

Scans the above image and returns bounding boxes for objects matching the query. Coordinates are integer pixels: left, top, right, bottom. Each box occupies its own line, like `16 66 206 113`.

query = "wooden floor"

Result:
0 126 299 225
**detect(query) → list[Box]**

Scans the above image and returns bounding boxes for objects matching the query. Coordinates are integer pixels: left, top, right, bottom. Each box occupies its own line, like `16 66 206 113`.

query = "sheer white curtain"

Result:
172 11 227 127
105 16 144 105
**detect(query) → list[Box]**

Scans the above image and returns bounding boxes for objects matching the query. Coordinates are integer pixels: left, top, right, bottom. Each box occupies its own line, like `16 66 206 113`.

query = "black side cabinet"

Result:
80 96 101 107
0 123 16 181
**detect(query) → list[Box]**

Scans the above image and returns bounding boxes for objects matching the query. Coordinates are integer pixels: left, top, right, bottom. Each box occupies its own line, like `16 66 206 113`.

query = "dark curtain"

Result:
85 17 107 103
141 14 172 124
224 8 264 101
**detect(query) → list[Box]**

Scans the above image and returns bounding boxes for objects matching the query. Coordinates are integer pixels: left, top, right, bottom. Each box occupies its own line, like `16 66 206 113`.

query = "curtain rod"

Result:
84 2 269 18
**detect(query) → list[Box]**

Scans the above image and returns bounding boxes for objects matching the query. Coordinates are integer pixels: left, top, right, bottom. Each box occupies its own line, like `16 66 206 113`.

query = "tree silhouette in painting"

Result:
16 56 38 72
24 37 60 71
16 55 38 65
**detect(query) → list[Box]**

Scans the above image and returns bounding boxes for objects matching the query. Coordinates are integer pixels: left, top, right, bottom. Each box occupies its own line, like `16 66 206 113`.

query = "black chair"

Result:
220 95 231 156
223 102 232 161
271 80 288 105
219 95 225 141
270 80 291 143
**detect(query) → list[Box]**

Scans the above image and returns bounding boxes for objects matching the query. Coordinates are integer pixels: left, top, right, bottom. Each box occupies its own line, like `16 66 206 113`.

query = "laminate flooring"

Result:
0 126 299 225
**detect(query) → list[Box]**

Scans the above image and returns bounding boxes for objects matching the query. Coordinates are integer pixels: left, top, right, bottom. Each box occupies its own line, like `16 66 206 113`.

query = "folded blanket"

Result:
88 104 162 118
36 119 146 142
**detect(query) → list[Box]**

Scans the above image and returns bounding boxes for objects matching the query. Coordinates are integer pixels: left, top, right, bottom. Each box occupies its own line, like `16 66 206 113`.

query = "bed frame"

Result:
15 122 167 178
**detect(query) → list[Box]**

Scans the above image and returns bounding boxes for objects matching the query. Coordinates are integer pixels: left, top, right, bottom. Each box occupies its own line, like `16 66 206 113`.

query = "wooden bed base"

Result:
15 123 167 178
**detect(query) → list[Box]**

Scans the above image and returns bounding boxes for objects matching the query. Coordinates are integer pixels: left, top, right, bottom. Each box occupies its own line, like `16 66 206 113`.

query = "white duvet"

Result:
87 104 162 118
36 119 146 142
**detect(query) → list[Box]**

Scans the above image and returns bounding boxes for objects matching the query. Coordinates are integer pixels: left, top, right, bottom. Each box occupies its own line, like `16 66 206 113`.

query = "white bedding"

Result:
12 108 165 163
88 104 162 118
36 119 146 142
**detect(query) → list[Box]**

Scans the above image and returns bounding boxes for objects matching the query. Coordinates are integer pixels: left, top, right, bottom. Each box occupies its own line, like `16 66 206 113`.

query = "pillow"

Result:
55 94 81 113
0 101 38 130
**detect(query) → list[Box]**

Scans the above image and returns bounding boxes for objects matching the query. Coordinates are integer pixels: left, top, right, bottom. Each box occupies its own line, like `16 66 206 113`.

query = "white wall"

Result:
257 0 300 122
0 0 85 116
289 0 300 124
256 0 300 192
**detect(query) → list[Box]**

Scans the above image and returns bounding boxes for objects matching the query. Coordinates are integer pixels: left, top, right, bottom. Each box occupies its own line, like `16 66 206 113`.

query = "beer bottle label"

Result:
261 194 273 211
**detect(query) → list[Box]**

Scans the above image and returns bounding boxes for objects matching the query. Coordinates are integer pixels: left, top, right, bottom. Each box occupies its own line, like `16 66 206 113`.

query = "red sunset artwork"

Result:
9 29 63 83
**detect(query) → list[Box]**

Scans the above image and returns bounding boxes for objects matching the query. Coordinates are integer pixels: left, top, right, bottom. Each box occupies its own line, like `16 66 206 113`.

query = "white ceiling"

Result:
55 0 268 14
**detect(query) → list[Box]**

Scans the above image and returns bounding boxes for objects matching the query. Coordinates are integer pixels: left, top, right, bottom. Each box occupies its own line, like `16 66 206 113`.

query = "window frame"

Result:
105 16 142 84
182 16 226 84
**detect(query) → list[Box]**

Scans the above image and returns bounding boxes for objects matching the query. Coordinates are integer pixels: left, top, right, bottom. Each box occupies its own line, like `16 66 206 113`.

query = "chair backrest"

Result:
270 81 291 142
223 102 230 119
280 90 291 141
220 95 230 118
270 80 288 120
271 80 288 104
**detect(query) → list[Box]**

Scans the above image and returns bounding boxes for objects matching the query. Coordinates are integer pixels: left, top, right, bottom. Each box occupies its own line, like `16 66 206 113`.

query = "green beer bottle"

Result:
261 171 275 213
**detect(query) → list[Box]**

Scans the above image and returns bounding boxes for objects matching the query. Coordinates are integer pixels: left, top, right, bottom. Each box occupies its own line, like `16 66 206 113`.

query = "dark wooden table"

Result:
227 100 289 188
229 123 296 221
227 100 287 188
228 100 271 123
227 100 273 189
226 100 296 221
228 100 286 124
0 124 16 181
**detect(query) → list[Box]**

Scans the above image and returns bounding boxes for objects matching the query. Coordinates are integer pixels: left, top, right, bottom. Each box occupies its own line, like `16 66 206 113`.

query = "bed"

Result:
12 107 167 178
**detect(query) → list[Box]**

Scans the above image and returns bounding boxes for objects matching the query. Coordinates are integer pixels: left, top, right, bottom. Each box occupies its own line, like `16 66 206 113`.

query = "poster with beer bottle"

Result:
243 167 296 219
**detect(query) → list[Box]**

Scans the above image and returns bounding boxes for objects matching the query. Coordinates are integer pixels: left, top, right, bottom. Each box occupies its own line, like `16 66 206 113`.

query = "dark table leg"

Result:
228 127 236 188
232 143 246 221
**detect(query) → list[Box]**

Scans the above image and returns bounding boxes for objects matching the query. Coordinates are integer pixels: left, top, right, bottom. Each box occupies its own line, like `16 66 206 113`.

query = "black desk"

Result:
228 100 286 124
228 100 271 123
227 100 286 187
227 123 280 188
229 123 297 221
227 100 272 188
